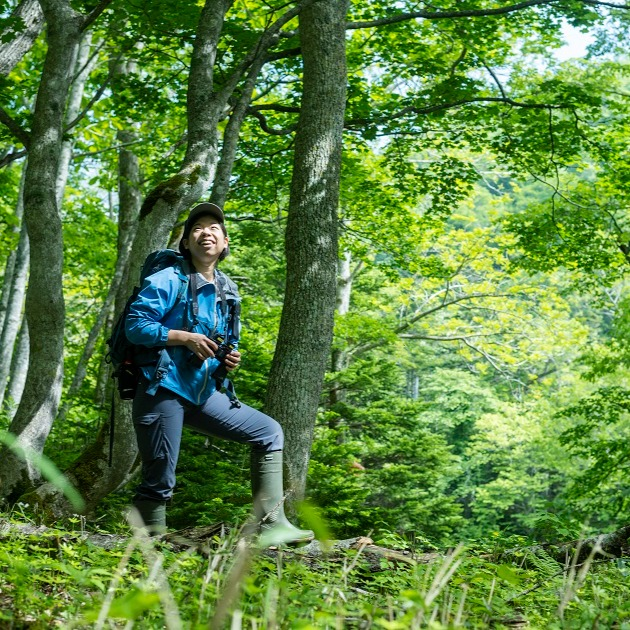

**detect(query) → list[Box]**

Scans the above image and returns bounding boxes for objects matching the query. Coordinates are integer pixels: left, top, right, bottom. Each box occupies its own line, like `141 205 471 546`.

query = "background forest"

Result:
1 0 630 627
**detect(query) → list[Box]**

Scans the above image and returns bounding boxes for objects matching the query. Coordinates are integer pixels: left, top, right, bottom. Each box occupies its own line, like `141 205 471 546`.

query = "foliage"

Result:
1 514 630 628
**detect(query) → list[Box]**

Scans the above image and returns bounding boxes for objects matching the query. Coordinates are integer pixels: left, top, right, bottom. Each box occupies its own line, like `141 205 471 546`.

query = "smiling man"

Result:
124 202 314 545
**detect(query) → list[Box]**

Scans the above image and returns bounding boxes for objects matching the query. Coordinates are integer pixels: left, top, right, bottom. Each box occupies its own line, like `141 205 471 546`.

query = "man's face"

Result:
183 216 228 264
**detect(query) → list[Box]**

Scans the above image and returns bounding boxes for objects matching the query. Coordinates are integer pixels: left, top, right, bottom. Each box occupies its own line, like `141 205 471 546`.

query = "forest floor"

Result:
1 514 629 628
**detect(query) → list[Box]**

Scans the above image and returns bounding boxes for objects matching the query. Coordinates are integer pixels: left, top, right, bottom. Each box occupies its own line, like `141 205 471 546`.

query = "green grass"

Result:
0 514 629 629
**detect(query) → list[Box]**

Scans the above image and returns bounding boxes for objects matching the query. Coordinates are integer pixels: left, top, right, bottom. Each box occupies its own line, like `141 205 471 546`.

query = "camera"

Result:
189 333 235 376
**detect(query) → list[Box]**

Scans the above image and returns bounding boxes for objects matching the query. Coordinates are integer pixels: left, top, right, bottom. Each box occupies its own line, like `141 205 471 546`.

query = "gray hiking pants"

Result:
132 378 283 502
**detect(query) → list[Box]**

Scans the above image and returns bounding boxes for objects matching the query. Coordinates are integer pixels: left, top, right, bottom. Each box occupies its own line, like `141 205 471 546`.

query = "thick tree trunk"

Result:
0 219 30 407
0 0 45 77
0 0 83 501
265 0 348 501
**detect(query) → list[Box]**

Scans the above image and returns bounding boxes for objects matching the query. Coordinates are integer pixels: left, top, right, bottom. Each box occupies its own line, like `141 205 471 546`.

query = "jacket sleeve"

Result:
125 270 182 347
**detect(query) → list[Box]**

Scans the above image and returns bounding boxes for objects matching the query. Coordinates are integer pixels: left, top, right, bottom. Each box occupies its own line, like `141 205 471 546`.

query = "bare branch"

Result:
247 108 298 135
0 107 30 148
252 104 300 114
214 0 317 109
396 292 516 334
399 332 512 341
64 49 128 133
346 0 629 29
266 46 301 61
73 139 144 160
81 0 114 32
345 96 572 130
460 337 505 374
0 149 27 168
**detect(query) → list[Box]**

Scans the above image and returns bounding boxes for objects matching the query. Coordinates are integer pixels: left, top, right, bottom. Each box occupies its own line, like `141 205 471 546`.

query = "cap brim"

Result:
187 202 224 225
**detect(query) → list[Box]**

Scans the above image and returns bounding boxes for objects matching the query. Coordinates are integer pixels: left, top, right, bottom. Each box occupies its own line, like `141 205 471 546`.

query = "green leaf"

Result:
497 564 522 586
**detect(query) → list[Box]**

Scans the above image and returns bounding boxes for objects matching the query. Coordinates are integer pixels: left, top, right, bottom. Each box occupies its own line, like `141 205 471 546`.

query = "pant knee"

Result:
261 418 283 451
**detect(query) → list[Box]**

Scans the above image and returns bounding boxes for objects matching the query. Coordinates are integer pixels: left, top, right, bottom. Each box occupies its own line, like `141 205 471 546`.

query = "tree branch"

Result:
0 149 27 168
64 53 125 133
398 332 511 341
0 107 30 148
266 46 301 61
346 0 629 29
396 292 515 334
81 0 114 31
214 0 316 110
345 96 572 130
73 139 144 160
247 108 298 135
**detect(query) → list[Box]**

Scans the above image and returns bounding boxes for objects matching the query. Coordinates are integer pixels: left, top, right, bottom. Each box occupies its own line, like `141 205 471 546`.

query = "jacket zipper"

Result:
198 360 209 405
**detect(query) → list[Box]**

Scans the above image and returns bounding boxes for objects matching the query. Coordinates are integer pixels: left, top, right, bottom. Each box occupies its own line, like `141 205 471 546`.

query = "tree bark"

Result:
26 0 315 517
0 165 26 337
210 49 271 208
265 0 348 502
0 0 45 77
55 32 95 207
56 56 141 424
56 131 141 423
0 219 30 407
4 320 29 419
328 251 355 432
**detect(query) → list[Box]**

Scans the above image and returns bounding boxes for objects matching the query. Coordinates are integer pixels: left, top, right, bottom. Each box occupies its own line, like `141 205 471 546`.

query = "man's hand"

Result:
168 330 218 362
224 350 241 372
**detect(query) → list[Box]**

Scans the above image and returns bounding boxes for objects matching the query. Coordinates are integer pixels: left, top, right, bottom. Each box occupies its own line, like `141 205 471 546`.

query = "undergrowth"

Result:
1 512 629 628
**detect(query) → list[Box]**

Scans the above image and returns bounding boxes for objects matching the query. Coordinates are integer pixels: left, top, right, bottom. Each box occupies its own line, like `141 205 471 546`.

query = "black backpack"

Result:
106 249 188 400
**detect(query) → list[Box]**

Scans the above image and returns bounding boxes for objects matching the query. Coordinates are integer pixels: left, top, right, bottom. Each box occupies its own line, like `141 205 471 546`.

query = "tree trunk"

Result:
209 51 270 208
55 32 95 207
328 251 355 432
0 0 83 501
0 166 26 337
265 0 348 502
4 321 29 419
0 0 45 77
26 0 314 518
58 64 142 422
0 219 30 407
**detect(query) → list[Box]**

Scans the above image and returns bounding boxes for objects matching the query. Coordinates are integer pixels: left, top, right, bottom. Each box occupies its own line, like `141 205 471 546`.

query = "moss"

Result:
140 174 187 219
16 490 57 524
139 164 204 220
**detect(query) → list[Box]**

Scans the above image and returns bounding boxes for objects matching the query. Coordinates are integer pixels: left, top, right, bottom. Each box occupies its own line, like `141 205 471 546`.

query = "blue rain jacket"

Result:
125 264 240 405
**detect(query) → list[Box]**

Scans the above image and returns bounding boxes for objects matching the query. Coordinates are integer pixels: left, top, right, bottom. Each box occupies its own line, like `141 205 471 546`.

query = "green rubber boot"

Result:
132 498 167 536
251 450 314 547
